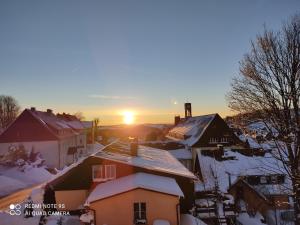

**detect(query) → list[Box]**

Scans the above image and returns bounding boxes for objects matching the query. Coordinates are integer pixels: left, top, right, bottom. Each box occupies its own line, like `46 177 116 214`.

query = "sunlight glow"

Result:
122 111 135 125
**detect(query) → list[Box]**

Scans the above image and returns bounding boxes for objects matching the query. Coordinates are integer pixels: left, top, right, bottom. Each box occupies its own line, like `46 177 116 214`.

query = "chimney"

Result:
184 103 192 118
174 115 181 126
46 109 53 114
129 137 138 156
30 107 36 111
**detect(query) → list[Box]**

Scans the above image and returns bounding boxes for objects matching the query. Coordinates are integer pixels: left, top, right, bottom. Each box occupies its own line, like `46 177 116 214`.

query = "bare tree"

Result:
0 95 20 129
227 14 300 223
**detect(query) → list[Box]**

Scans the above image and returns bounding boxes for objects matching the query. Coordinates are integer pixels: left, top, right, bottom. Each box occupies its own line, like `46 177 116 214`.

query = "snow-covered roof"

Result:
195 149 291 193
94 141 196 179
86 172 184 203
169 149 192 160
166 114 216 146
247 121 279 138
180 214 207 225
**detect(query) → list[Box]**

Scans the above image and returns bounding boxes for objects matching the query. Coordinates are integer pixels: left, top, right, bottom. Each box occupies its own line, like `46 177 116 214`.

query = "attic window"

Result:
271 175 278 184
220 137 229 143
209 138 218 144
92 164 116 182
260 176 267 184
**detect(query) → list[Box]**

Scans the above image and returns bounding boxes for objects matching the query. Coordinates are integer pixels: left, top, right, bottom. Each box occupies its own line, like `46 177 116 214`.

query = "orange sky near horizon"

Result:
20 103 234 125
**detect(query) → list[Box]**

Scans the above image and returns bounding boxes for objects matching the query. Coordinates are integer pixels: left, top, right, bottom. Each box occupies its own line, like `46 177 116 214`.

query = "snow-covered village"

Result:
1 1 300 225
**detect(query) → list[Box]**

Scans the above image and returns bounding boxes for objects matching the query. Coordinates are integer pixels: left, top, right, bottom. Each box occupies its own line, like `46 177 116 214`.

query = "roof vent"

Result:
30 107 36 111
47 109 53 114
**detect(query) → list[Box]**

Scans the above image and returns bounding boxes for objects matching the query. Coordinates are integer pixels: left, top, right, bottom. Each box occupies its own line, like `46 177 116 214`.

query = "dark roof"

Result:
0 108 79 143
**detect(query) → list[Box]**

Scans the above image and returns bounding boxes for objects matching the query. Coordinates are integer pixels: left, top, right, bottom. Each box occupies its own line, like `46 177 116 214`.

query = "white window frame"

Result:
220 137 229 143
92 164 116 182
209 137 218 144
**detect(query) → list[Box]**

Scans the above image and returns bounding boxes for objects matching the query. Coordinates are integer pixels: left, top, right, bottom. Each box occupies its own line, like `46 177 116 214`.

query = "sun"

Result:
122 111 135 125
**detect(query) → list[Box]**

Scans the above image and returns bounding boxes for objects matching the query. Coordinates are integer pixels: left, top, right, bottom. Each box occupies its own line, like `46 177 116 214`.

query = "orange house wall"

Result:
90 188 180 225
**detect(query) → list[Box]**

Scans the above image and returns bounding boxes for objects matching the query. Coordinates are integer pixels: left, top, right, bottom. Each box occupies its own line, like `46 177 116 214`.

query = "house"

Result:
193 149 293 225
228 175 293 224
49 140 197 216
0 107 88 169
166 103 244 174
167 103 243 150
86 172 183 225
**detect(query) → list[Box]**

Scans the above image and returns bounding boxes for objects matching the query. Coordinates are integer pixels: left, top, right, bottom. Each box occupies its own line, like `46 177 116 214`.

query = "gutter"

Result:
176 203 180 225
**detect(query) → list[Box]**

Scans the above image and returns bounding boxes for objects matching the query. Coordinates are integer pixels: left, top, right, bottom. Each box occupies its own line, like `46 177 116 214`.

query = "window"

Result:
260 176 267 184
209 138 218 143
92 164 116 182
220 137 229 143
134 202 146 224
271 175 278 184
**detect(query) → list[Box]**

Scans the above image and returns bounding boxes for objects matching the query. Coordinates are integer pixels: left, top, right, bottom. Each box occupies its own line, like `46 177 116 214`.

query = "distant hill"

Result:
98 124 172 142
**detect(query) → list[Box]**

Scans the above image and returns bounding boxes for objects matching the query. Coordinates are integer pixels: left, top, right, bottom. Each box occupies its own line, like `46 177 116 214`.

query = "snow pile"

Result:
237 212 266 225
0 165 53 197
180 214 207 225
0 176 27 196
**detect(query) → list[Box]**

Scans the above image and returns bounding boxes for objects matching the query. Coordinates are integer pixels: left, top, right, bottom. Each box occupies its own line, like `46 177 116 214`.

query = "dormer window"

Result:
92 164 116 182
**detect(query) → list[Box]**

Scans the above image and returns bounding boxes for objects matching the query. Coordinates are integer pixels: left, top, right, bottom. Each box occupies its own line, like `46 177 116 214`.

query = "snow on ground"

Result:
180 214 207 225
0 187 43 225
0 212 40 225
0 165 53 197
0 176 27 196
237 212 266 225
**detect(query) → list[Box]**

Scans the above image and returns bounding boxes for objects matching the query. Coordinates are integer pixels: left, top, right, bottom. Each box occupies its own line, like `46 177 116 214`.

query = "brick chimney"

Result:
174 115 181 126
30 107 36 111
129 137 138 156
46 109 53 114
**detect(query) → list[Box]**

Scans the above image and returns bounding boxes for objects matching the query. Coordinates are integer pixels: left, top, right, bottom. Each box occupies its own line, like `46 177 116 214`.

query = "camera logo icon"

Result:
9 204 21 216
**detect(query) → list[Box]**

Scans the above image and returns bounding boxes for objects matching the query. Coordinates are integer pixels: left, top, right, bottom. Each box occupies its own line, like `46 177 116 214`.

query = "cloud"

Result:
88 94 137 100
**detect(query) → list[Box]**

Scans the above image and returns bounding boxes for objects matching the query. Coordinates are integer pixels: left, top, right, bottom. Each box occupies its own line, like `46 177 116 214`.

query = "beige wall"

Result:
55 190 88 211
90 188 180 225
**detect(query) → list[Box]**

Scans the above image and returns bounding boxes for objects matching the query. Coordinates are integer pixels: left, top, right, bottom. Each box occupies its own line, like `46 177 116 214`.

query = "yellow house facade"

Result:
86 173 184 225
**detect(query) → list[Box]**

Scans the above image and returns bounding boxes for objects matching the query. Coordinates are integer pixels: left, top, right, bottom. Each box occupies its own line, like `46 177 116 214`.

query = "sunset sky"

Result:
0 0 299 125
